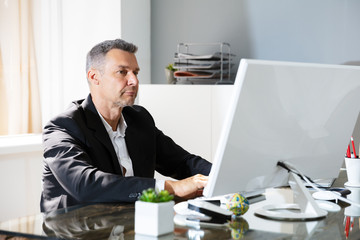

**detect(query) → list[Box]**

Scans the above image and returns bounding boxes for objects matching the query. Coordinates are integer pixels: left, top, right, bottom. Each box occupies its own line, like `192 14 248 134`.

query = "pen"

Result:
345 216 350 238
351 137 357 158
347 145 351 158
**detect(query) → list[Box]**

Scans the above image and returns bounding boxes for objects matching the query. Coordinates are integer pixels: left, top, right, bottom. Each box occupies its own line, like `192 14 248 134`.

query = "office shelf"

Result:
173 42 234 85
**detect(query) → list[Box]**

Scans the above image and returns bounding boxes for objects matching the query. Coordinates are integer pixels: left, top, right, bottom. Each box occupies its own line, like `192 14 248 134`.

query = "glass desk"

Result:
1 169 360 240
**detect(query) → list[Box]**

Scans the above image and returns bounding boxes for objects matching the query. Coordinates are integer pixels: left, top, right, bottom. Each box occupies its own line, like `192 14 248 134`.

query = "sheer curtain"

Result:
0 0 41 135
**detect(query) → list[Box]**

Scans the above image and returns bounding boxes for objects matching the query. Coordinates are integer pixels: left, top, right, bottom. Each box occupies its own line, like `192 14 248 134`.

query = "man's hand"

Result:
164 174 209 200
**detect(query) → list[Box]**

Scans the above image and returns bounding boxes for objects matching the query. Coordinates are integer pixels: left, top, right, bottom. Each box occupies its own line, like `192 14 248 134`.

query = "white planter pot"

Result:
135 201 175 236
164 68 176 84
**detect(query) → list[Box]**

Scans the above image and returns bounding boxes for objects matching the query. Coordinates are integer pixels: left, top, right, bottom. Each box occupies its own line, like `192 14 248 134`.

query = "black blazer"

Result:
41 94 211 212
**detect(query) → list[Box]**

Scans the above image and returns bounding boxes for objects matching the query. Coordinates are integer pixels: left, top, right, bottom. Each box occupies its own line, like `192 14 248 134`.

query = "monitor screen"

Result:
204 59 360 198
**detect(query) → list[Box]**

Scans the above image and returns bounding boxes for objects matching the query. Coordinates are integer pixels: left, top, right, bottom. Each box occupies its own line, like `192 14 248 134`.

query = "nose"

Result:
127 72 139 86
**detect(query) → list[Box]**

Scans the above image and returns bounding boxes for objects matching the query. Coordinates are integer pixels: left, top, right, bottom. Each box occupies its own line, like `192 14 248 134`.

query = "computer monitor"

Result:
203 59 360 220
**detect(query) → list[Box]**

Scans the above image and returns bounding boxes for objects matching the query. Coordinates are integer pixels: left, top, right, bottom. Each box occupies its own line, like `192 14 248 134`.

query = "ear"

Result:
87 68 100 85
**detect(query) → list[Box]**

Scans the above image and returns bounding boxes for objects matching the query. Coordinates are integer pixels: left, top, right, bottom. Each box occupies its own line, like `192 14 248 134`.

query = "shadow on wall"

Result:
343 61 360 66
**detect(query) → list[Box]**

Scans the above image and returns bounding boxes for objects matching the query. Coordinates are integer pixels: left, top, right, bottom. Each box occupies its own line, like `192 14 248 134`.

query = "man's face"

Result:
97 48 140 108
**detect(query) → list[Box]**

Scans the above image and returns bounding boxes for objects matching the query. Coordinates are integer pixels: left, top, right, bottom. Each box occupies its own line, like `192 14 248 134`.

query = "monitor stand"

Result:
254 172 328 221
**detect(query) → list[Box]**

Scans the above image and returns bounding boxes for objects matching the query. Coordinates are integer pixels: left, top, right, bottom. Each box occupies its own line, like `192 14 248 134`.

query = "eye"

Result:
118 70 127 75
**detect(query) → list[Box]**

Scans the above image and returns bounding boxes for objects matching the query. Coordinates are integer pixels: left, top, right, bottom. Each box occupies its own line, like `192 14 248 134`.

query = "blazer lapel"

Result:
123 106 155 178
81 95 123 175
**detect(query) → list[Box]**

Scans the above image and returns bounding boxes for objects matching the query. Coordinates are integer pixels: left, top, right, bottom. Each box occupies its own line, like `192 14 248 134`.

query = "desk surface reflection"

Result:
1 170 360 240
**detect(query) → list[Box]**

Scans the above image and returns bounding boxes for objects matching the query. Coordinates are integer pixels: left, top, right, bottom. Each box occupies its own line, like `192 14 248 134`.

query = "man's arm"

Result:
151 124 212 199
153 126 212 179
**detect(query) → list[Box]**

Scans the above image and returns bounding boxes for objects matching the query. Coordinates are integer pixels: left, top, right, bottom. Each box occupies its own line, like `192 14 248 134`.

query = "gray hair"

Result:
86 39 138 74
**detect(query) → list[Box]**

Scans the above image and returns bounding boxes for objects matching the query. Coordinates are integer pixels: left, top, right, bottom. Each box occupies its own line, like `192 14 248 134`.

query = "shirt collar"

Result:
97 110 127 138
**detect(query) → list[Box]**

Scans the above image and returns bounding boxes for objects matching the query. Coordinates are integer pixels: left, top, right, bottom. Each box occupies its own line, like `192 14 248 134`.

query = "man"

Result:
41 39 212 212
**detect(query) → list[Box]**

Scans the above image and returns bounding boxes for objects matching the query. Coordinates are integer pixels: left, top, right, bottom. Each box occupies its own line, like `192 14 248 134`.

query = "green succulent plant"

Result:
165 63 177 72
139 188 174 203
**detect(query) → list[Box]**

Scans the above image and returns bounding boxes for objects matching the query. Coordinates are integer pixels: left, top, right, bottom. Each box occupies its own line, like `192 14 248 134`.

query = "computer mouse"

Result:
329 187 351 196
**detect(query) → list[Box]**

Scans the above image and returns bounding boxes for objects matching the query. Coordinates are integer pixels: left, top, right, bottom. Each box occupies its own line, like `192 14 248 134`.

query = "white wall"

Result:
0 135 42 221
121 0 151 84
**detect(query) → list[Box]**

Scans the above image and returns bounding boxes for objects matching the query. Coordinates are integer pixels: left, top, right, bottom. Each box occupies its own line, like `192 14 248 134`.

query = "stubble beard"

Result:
114 87 137 108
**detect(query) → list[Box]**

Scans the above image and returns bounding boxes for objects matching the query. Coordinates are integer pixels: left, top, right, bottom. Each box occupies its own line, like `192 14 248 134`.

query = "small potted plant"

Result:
134 188 175 236
164 63 177 84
